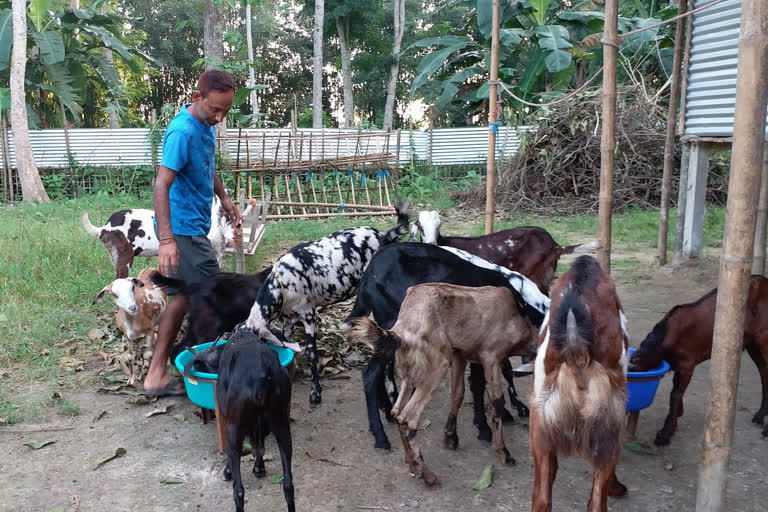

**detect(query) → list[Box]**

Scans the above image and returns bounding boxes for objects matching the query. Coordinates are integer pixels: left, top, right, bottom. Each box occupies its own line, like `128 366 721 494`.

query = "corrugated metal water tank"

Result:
683 0 758 136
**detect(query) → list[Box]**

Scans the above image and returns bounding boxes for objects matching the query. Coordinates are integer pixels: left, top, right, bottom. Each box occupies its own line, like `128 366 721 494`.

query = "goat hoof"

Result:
443 433 459 450
502 449 516 465
501 408 516 424
654 431 672 446
476 427 492 443
384 411 396 423
516 404 530 418
309 390 322 407
762 425 768 438
422 468 440 488
608 479 628 497
752 413 765 425
253 466 266 478
374 439 391 451
223 467 233 481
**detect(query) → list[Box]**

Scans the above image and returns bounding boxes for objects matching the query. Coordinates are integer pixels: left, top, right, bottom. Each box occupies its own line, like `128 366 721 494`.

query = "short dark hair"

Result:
197 70 236 98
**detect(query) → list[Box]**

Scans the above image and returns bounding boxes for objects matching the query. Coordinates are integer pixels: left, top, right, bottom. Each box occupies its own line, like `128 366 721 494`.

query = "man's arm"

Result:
214 175 239 226
154 165 178 276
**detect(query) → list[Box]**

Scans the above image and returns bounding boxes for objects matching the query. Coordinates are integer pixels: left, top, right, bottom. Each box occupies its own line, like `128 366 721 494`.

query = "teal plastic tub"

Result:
626 347 671 412
174 339 295 410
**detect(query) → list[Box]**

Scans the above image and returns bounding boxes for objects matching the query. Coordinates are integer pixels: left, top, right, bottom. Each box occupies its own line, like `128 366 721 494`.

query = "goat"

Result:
348 283 539 487
530 255 628 512
150 266 273 363
629 275 768 445
410 210 584 294
82 195 234 278
93 267 167 385
216 325 295 512
345 242 550 450
244 199 410 407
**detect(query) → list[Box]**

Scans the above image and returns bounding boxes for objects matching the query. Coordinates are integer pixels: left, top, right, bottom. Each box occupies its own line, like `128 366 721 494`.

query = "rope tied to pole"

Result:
489 121 503 135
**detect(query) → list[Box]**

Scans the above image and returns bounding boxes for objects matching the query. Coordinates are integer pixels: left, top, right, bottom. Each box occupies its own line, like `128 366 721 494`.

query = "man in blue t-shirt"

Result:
144 70 239 396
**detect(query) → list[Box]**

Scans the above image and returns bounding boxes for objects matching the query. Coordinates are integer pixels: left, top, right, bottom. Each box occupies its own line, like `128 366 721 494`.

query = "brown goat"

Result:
629 275 768 445
530 256 628 512
348 283 538 487
93 267 167 385
410 210 585 294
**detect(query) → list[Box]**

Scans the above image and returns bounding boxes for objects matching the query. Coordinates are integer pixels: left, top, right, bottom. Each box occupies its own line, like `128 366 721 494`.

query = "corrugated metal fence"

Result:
683 0 768 136
0 126 527 170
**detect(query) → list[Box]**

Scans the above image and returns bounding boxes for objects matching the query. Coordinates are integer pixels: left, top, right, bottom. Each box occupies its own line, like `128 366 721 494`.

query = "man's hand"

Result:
221 194 240 226
158 241 179 277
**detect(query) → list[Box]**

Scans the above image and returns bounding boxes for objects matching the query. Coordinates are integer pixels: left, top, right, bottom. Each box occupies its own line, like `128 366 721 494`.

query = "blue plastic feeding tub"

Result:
626 348 671 412
174 339 295 410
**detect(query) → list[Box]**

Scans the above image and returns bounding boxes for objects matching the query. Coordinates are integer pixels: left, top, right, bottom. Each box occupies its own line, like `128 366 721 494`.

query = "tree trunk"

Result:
100 4 120 129
312 0 325 128
337 16 354 128
203 0 227 137
11 0 49 203
245 2 258 116
383 0 405 131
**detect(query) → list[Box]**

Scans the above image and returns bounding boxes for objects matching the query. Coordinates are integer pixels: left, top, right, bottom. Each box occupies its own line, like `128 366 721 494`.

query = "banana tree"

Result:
407 0 673 121
0 0 153 128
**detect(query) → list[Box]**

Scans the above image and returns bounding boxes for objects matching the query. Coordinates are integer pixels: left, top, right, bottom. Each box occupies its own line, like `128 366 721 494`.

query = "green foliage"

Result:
297 108 332 128
55 398 80 417
0 9 12 71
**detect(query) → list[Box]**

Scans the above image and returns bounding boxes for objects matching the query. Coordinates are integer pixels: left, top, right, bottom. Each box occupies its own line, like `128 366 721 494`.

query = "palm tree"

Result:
383 0 405 131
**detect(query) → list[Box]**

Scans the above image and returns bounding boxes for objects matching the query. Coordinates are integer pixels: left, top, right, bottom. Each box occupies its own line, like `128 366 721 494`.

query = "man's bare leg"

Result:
144 295 186 392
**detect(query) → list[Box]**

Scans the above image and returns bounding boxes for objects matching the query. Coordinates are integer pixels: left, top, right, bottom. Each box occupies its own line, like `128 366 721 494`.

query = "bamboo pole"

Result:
485 0 500 235
0 113 11 202
695 0 768 509
657 0 688 266
271 201 392 210
283 173 295 216
596 0 619 272
753 151 768 276
60 98 74 177
267 210 395 220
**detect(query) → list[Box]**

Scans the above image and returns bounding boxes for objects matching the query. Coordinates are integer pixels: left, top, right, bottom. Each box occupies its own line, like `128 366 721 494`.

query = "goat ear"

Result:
409 223 419 242
132 278 144 288
93 287 110 305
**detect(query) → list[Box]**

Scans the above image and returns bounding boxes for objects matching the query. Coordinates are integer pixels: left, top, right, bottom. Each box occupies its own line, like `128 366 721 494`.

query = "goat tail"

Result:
149 271 187 296
347 317 402 364
569 239 600 255
81 212 102 237
382 198 411 245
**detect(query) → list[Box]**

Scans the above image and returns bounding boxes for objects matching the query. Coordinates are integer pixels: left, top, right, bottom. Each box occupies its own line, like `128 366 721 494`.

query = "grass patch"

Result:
55 398 80 417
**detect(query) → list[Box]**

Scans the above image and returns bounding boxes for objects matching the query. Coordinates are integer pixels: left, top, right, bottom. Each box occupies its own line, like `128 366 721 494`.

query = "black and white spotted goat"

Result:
244 199 411 407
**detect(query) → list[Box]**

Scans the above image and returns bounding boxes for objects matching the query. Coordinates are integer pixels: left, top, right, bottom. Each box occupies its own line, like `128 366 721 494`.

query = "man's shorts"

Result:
154 225 219 284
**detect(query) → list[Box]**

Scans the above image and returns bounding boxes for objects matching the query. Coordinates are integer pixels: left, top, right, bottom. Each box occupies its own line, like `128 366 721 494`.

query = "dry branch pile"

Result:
457 86 728 215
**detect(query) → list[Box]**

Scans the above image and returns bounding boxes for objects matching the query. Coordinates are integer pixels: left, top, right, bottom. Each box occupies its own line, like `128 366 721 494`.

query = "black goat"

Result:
344 242 549 450
217 325 295 512
150 267 272 362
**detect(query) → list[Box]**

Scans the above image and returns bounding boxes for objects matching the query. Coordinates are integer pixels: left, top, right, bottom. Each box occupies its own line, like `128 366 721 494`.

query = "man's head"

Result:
191 70 236 127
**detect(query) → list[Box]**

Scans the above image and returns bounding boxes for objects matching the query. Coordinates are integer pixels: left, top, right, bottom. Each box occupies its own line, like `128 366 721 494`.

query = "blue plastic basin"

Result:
626 347 671 412
174 339 295 410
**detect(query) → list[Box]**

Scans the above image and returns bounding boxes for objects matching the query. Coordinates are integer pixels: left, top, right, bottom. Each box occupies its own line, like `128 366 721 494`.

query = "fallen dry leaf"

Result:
145 404 175 418
87 328 106 341
24 439 56 450
93 410 108 423
93 447 127 470
304 448 350 467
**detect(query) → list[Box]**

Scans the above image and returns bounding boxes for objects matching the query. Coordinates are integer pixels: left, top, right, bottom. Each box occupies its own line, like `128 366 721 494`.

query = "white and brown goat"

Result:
93 267 167 385
348 283 538 487
530 255 628 512
82 196 234 278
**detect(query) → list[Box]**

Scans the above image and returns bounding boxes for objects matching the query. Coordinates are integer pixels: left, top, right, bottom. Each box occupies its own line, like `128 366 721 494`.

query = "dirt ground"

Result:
2 255 768 512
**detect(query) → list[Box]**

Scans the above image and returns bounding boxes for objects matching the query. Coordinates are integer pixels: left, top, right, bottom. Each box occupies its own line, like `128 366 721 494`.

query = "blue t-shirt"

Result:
160 104 216 236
